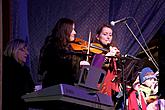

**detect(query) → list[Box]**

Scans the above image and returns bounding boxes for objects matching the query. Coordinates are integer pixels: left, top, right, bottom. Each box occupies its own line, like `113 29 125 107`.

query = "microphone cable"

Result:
129 17 159 71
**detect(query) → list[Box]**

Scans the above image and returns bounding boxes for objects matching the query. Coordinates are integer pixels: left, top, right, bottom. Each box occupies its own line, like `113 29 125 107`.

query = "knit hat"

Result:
139 67 156 84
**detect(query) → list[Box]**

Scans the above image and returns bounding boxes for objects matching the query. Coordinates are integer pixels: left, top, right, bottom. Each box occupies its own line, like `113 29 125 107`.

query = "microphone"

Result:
124 54 141 60
110 17 128 26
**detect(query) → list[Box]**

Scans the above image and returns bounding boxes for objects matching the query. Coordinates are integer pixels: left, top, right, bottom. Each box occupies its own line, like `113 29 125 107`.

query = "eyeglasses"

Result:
18 47 28 53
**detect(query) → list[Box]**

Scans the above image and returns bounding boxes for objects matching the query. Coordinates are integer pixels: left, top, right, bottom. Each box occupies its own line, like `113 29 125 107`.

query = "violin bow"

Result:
86 30 91 62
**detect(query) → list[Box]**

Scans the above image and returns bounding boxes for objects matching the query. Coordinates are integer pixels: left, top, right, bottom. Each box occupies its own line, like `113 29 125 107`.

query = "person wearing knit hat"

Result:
139 67 158 103
139 67 157 96
139 67 157 85
138 67 165 110
127 67 158 110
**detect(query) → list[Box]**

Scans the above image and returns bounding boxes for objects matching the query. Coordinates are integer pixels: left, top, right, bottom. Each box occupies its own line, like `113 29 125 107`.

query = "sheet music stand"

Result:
77 65 106 91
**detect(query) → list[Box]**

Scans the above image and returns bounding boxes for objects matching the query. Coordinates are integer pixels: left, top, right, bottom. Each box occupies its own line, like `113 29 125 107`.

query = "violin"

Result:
70 38 109 54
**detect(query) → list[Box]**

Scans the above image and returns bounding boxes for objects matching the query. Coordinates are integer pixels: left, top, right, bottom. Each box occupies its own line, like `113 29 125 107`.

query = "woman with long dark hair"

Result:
38 18 85 88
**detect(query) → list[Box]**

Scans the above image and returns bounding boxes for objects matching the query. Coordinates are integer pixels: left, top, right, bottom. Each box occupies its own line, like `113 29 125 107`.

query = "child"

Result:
127 67 158 110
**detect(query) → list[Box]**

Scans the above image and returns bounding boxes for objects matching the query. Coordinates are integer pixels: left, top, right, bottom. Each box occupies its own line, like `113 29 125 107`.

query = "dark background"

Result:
2 0 165 98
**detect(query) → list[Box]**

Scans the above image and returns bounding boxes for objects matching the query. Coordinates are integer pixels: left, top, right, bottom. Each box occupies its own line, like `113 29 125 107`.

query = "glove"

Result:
80 60 90 66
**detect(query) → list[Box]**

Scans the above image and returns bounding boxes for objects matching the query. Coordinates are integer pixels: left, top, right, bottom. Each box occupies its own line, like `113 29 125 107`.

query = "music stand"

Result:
77 65 106 91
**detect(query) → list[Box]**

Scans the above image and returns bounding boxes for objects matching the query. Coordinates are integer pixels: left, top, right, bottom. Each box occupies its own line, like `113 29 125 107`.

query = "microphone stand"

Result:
118 54 141 110
118 22 159 110
124 22 159 71
120 55 127 110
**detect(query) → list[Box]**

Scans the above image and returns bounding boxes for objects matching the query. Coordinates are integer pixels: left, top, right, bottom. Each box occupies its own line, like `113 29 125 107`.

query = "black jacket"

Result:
39 42 83 88
2 56 35 110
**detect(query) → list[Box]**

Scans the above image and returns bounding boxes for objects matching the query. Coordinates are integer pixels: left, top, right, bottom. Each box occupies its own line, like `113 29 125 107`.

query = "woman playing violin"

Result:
94 24 120 55
91 24 121 99
38 18 88 89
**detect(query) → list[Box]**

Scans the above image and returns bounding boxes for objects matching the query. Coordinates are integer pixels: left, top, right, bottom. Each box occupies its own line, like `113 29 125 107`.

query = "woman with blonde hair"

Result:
3 39 35 110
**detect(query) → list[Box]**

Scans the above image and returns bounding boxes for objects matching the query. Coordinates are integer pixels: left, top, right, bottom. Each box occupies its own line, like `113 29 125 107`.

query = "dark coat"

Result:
2 56 35 110
39 42 83 88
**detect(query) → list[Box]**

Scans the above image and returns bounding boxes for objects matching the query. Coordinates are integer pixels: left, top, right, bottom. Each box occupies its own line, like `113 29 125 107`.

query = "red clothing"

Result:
127 89 147 110
128 89 139 110
98 58 120 96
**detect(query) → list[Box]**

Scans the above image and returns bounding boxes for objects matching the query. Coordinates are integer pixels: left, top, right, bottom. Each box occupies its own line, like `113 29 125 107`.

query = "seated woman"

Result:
3 39 35 110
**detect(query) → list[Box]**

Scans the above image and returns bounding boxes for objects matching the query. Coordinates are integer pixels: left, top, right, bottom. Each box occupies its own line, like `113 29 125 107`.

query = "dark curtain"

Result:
159 24 165 98
10 0 165 85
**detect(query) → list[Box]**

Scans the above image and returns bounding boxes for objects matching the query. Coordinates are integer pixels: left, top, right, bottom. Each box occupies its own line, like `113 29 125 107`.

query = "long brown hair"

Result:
48 18 74 50
38 18 77 76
